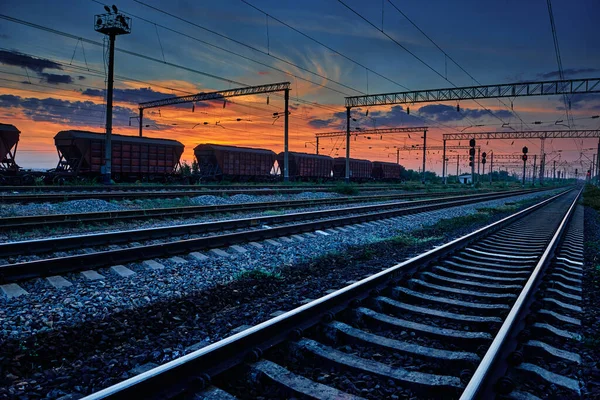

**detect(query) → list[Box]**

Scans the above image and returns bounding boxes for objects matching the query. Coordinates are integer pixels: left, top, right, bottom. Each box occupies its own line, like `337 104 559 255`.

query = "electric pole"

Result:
95 5 131 184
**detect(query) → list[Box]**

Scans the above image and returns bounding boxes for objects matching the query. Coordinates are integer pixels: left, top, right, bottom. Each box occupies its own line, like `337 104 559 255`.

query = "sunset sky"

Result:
1 0 599 176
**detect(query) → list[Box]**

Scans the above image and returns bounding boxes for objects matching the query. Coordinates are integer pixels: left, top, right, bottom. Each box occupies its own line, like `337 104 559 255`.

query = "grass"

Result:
389 233 441 247
583 184 600 211
356 234 441 261
418 212 491 236
333 182 359 196
234 267 283 281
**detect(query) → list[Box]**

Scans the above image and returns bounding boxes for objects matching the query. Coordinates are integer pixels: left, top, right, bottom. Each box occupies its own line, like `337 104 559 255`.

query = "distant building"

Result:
458 174 473 184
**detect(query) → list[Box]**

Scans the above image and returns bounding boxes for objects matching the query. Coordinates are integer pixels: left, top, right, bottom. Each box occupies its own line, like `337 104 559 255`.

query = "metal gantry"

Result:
442 130 600 185
343 77 600 183
315 127 428 183
345 78 600 108
138 82 292 181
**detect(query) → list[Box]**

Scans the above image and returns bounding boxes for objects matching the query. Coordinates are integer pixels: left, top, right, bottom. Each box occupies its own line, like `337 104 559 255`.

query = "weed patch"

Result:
333 182 359 196
234 267 283 281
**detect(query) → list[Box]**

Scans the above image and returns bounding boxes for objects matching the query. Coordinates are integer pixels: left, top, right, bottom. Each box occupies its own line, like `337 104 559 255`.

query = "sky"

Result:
0 0 599 176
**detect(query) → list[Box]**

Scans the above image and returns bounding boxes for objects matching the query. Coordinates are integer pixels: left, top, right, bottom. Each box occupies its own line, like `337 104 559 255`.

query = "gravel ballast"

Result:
0 190 562 398
582 205 600 398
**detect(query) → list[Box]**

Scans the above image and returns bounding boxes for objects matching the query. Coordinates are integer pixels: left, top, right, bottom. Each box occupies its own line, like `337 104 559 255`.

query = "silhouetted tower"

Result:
94 5 131 184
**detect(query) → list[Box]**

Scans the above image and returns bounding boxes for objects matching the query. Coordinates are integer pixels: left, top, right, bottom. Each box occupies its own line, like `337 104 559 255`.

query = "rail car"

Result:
0 123 41 185
276 151 333 180
332 157 373 181
194 143 277 181
1 123 406 185
372 161 403 180
54 130 184 182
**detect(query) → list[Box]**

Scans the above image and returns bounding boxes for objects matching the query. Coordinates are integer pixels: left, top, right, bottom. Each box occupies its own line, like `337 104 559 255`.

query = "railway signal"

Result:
469 139 476 185
481 152 487 178
522 146 528 186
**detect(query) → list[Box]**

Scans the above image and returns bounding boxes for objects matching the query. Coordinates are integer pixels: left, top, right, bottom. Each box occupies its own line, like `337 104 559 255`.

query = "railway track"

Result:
80 187 582 400
0 184 396 193
0 189 526 231
0 188 551 283
0 185 408 203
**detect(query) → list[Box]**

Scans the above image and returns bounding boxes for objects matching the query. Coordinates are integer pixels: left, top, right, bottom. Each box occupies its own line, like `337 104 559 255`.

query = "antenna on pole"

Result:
94 5 132 185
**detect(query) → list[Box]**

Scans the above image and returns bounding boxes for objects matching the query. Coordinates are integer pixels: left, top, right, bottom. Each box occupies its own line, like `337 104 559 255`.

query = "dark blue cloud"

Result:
82 87 213 109
39 73 73 85
418 104 512 122
0 50 62 73
0 50 81 86
556 93 600 111
308 118 335 128
538 68 599 79
0 94 157 127
367 105 424 126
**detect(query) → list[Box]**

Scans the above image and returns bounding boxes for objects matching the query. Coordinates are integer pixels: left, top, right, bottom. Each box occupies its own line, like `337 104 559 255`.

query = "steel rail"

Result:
0 190 487 230
0 184 398 193
0 189 543 257
459 187 582 399
0 185 404 203
81 189 575 400
0 189 554 283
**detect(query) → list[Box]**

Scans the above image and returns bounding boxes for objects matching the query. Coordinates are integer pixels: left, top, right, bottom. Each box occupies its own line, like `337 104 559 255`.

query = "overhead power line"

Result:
239 0 410 91
337 0 516 129
385 0 533 131
0 13 341 115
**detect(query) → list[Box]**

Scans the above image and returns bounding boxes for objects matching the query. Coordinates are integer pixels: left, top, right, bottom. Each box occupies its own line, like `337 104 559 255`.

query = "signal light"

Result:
469 139 476 147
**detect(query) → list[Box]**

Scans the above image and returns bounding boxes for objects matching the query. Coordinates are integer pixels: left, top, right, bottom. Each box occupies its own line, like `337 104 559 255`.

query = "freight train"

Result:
194 143 403 181
0 124 405 184
0 125 184 184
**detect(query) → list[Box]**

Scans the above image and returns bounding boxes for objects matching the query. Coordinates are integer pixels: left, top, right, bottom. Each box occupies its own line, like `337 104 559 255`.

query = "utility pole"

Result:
522 146 528 187
422 129 427 184
539 138 545 185
442 139 446 184
531 154 537 186
597 138 600 185
553 160 556 182
94 5 131 185
316 136 319 155
456 156 459 183
283 88 289 182
469 139 476 186
489 152 494 184
345 107 351 183
477 147 481 183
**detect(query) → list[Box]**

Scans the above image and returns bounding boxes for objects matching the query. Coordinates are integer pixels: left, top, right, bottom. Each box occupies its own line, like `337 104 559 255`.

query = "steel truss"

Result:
342 77 599 183
442 129 600 185
136 82 292 181
442 129 600 141
315 127 428 138
139 82 290 109
345 78 600 108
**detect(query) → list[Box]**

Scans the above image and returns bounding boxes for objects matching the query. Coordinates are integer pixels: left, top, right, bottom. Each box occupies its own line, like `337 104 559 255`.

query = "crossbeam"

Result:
136 81 292 181
442 129 600 141
345 78 600 108
139 82 291 109
396 145 478 152
315 126 427 138
441 129 600 185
